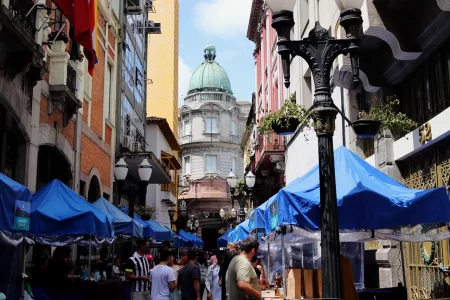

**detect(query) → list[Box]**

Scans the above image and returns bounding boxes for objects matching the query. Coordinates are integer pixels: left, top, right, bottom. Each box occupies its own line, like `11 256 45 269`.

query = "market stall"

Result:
238 147 450 299
29 179 120 300
0 173 33 299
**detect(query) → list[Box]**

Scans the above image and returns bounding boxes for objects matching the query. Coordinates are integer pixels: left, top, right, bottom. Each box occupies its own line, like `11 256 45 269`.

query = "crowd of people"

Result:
125 238 267 300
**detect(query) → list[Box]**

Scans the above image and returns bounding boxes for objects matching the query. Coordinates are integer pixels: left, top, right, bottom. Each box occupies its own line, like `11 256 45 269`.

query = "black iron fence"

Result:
9 0 36 37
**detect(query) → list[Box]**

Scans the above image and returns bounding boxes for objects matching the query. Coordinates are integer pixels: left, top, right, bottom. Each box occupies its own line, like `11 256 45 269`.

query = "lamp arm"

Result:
277 27 358 90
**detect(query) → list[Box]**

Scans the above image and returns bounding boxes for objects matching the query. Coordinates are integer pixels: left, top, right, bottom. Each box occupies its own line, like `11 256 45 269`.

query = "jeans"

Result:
131 291 151 300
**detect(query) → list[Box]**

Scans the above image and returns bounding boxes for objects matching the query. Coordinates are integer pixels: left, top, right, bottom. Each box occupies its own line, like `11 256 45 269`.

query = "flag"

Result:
53 0 98 76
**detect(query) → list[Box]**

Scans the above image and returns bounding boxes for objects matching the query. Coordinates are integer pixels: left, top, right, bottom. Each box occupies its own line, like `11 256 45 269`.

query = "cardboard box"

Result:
286 268 322 299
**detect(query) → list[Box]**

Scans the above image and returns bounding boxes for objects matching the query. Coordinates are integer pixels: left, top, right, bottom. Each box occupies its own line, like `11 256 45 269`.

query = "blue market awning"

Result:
268 146 450 232
119 205 155 239
228 219 250 243
147 220 171 241
179 229 203 247
92 198 144 238
217 228 233 247
31 180 114 238
0 173 32 232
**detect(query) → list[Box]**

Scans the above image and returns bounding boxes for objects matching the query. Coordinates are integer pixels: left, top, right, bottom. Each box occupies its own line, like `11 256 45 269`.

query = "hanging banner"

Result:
14 200 31 231
270 201 278 230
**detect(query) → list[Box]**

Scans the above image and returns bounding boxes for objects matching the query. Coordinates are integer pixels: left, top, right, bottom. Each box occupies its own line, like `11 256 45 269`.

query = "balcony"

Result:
48 40 81 127
0 0 45 87
254 133 285 173
179 134 242 146
161 182 177 206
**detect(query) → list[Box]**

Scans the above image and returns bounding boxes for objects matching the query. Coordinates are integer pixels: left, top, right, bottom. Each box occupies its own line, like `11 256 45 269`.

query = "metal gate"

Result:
399 138 450 299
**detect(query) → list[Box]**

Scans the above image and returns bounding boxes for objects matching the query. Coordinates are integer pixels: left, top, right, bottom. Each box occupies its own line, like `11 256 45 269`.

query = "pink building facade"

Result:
247 0 286 204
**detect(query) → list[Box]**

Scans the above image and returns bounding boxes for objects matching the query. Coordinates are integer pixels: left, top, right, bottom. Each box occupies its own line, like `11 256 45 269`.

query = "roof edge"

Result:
146 117 181 151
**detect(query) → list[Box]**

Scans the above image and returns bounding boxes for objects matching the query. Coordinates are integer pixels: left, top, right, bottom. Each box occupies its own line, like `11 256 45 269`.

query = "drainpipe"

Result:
115 0 124 156
340 86 346 147
113 0 124 205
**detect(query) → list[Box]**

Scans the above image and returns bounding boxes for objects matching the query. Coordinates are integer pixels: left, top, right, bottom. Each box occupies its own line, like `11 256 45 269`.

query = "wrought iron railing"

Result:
66 64 77 95
9 0 36 37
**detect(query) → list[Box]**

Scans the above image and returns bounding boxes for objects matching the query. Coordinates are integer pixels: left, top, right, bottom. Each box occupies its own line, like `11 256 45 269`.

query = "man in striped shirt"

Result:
126 240 152 300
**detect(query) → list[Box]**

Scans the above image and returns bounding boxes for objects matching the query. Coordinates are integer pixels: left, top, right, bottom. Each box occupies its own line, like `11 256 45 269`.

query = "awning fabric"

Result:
92 198 144 238
30 180 114 238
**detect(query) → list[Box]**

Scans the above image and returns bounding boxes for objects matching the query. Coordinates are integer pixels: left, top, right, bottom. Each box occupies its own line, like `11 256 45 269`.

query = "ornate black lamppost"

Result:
226 171 256 221
167 201 188 233
265 0 364 299
114 157 153 218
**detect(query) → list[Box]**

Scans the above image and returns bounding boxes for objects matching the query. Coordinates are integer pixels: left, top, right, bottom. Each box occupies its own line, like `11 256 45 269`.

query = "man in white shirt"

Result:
151 248 177 300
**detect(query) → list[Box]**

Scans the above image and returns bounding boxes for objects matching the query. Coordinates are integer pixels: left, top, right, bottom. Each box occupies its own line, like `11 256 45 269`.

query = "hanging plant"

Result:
354 96 417 139
218 227 227 235
258 93 316 136
235 179 246 196
137 205 157 221
47 31 70 44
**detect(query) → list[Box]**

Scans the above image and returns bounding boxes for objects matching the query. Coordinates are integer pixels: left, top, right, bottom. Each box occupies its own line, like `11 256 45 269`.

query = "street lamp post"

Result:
226 171 256 221
168 206 175 230
265 0 363 299
114 157 153 219
114 158 128 205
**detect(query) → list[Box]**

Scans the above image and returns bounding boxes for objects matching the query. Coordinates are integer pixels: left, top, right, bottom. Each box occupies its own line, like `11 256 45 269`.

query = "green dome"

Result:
187 46 233 95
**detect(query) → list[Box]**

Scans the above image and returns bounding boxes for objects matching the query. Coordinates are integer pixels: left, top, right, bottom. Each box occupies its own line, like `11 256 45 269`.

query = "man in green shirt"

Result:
227 239 261 300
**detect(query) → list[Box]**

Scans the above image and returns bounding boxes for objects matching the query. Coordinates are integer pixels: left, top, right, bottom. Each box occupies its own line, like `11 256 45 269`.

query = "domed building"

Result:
178 46 251 248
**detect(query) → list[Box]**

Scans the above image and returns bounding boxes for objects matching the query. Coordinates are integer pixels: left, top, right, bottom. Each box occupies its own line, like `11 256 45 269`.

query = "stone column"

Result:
48 41 69 86
373 130 405 288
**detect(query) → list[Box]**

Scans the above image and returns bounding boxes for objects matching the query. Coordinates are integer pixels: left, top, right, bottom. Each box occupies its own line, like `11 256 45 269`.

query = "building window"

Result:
205 117 217 133
231 157 237 173
184 156 191 175
184 120 191 136
205 155 217 173
231 120 237 136
105 63 113 121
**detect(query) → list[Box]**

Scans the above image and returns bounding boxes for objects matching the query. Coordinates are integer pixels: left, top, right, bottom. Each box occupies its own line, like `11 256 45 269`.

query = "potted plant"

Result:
353 96 417 139
47 31 70 43
137 205 156 221
258 93 315 136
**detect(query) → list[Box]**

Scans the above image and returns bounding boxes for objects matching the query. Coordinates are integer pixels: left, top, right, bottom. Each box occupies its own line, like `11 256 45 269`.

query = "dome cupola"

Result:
187 46 233 95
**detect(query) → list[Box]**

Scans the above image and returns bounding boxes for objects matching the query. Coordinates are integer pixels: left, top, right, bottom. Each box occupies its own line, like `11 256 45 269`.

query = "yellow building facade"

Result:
146 0 179 136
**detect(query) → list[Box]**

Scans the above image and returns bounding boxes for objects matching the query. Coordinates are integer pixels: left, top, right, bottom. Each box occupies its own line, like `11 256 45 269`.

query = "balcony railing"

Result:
179 135 242 145
255 133 285 163
9 0 36 37
161 182 177 197
67 64 77 95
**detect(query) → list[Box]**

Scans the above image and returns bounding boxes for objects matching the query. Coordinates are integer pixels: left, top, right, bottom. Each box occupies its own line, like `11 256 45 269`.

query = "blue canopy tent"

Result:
147 220 172 241
179 230 203 247
30 180 114 238
92 198 144 238
264 146 450 242
119 205 155 239
164 227 193 248
228 219 250 243
0 173 32 233
217 228 233 247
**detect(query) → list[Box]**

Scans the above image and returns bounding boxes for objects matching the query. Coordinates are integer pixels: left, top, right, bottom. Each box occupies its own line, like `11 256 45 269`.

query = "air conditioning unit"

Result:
123 135 133 150
145 0 153 11
133 142 142 153
125 0 143 14
146 22 161 34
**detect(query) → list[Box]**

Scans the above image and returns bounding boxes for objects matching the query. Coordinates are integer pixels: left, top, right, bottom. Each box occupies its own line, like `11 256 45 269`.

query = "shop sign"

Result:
13 200 31 231
367 240 380 250
270 201 278 230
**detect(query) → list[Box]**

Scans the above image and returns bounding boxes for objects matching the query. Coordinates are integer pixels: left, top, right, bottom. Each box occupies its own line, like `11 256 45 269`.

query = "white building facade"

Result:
178 46 251 248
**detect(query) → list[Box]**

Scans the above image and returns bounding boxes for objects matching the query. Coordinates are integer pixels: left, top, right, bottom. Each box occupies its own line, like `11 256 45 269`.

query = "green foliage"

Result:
258 93 316 135
218 227 227 235
235 179 246 196
359 97 417 139
136 205 157 220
